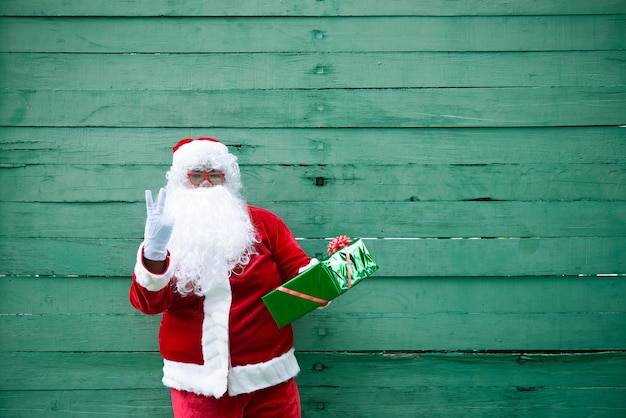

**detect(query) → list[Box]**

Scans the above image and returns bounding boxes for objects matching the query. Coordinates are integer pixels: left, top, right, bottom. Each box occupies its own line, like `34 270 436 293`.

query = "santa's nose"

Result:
199 179 213 187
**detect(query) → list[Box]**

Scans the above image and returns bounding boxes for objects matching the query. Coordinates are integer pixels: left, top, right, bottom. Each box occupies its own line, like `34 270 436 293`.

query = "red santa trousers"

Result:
170 378 300 418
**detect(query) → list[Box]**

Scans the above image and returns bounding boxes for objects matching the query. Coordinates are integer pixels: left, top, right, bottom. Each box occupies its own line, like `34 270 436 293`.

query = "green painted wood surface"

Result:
2 201 625 238
3 127 625 165
2 87 624 127
1 16 624 53
1 273 625 416
2 0 625 17
1 387 624 418
299 388 626 418
2 276 624 352
1 2 624 417
2 164 625 202
5 304 626 351
0 352 624 417
3 51 625 89
3 276 625 317
3 351 626 391
2 276 625 417
2 237 624 277
0 389 173 418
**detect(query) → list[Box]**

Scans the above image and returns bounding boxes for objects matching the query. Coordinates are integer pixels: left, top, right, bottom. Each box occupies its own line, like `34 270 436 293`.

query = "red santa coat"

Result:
130 206 311 398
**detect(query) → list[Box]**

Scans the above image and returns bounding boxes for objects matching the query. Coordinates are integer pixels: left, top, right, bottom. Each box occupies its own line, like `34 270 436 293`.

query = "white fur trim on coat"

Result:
228 348 300 396
162 278 233 398
134 243 172 291
163 358 229 398
162 348 300 398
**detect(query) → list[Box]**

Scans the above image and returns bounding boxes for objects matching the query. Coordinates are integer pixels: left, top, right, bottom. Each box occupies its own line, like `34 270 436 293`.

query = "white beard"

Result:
164 185 257 296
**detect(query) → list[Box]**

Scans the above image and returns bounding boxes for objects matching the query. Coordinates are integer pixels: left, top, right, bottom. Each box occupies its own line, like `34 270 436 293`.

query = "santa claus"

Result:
129 137 315 417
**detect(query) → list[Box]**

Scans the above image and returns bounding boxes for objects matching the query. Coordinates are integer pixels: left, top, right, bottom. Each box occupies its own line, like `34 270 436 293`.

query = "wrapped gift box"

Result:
262 238 378 328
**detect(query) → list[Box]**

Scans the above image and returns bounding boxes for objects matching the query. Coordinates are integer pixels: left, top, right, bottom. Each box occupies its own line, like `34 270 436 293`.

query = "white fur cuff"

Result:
133 243 173 292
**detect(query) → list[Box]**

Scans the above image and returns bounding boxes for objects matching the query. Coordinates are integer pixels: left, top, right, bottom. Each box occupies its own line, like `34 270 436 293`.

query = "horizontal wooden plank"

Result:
304 352 626 417
252 201 626 237
46 162 626 200
1 310 624 352
293 313 626 351
2 51 624 90
2 164 625 203
1 16 624 53
2 0 625 17
0 352 164 391
2 201 625 239
1 351 625 390
296 351 626 388
2 88 625 128
300 387 626 418
0 389 172 418
0 276 137 315
0 386 623 418
0 315 160 352
2 276 624 316
2 127 625 166
2 237 624 277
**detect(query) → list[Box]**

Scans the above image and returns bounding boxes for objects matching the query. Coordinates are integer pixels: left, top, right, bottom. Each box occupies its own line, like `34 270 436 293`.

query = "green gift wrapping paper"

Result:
262 238 378 328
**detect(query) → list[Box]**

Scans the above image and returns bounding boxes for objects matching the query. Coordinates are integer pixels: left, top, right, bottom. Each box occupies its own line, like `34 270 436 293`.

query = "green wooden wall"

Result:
1 1 625 416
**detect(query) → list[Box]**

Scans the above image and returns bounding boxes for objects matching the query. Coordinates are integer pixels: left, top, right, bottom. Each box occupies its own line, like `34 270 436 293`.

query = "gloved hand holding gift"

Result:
262 236 378 328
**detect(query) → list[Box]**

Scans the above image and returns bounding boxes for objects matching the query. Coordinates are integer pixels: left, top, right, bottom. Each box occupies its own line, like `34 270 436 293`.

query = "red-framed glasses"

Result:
186 171 226 186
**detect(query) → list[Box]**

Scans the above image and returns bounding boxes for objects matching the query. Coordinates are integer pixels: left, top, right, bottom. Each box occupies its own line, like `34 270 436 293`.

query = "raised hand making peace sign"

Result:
143 188 175 261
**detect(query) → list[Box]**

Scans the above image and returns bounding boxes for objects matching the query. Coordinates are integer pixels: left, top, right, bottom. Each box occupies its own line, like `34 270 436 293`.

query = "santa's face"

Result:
164 156 257 296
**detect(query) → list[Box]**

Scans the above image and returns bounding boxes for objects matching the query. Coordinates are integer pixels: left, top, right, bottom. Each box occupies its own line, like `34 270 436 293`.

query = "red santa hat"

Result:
172 137 229 165
172 137 220 153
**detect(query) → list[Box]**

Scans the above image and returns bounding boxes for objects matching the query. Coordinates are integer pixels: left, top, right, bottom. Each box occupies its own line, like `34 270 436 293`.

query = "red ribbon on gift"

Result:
328 235 353 289
346 251 353 288
277 286 329 307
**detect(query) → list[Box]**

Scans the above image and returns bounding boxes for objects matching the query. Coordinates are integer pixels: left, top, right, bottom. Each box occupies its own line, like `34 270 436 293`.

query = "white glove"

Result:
298 258 320 274
142 188 175 261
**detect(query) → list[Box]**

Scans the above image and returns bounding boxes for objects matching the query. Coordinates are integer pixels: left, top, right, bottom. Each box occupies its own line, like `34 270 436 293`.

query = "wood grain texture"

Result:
1 353 624 417
5 351 626 390
299 388 626 418
1 201 625 239
1 3 624 417
2 127 625 165
1 237 624 277
3 51 624 90
2 87 625 128
0 389 173 418
1 164 624 203
2 295 625 352
2 0 625 17
0 352 623 417
0 387 623 418
3 276 624 316
1 276 623 418
3 275 625 354
1 16 624 53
